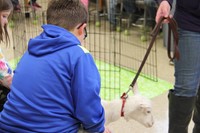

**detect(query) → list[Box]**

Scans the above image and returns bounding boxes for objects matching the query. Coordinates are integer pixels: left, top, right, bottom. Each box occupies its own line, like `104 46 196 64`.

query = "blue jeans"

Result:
107 0 136 25
144 0 157 26
107 0 119 25
107 0 157 26
173 28 200 97
11 0 19 5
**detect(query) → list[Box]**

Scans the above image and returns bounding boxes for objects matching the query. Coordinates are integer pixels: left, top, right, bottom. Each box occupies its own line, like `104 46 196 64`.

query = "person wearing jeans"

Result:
107 0 138 30
107 0 157 30
11 0 20 11
156 0 200 133
11 0 41 12
144 0 157 28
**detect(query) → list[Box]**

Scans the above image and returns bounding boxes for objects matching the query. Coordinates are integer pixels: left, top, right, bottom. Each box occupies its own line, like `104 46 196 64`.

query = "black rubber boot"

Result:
168 89 196 133
193 89 200 133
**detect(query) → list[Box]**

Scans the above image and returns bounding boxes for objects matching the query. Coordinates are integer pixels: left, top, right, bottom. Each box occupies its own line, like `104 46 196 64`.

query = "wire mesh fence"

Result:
10 0 157 100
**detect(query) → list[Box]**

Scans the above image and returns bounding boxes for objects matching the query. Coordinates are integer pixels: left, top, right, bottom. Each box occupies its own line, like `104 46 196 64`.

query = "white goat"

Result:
101 84 154 128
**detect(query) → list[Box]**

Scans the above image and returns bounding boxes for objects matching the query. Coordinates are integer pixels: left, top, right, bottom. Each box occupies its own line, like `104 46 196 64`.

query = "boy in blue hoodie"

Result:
0 0 110 132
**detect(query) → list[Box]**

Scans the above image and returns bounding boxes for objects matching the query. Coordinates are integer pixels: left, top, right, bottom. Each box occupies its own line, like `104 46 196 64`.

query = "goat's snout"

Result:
145 116 154 128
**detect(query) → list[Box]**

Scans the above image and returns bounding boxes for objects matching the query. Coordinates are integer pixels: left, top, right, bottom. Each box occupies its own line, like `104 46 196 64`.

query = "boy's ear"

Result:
77 23 86 36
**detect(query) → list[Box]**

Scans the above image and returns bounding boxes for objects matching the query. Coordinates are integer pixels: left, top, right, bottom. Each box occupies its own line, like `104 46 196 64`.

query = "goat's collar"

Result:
120 93 128 117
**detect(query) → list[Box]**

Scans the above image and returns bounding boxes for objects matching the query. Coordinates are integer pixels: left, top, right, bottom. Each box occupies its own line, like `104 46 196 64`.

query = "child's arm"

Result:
0 75 13 89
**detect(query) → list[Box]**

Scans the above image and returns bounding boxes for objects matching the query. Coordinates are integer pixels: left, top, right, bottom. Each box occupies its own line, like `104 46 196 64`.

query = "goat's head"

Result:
123 89 154 127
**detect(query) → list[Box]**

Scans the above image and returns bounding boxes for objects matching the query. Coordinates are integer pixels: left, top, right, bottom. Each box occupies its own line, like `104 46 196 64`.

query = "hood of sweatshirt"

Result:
28 24 80 56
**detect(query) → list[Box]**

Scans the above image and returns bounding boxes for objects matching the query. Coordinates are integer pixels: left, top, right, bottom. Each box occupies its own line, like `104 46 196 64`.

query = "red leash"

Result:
120 93 127 117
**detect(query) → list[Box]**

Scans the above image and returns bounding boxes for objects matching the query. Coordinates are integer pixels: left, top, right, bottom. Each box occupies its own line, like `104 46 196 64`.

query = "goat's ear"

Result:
139 104 146 112
132 82 140 95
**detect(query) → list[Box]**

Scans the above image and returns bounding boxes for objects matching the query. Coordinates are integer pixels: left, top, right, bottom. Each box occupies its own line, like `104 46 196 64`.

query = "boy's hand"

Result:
104 127 112 133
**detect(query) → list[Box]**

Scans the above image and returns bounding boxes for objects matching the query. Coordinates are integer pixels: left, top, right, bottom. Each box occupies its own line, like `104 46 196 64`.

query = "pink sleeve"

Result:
81 0 88 9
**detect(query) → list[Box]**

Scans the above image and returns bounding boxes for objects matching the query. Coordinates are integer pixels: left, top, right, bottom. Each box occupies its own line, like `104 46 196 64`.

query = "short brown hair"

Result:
0 0 13 44
47 0 88 31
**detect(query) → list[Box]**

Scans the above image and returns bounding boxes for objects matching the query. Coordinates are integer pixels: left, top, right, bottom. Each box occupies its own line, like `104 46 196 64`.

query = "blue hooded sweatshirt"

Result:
0 25 105 133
